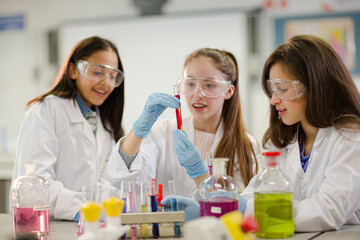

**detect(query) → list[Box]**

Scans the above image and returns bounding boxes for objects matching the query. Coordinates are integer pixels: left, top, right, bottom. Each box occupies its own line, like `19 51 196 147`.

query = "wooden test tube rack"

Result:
121 211 185 238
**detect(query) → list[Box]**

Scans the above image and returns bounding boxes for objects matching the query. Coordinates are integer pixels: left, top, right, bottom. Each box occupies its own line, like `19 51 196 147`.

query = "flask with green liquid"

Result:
254 152 294 239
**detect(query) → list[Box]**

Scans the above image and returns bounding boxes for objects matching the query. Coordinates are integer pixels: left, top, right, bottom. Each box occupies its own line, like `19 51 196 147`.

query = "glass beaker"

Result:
11 162 50 236
198 158 238 218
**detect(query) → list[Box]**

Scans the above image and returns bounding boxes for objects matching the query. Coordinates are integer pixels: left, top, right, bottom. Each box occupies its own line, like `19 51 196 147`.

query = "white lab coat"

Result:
108 116 260 197
12 95 119 220
242 126 360 231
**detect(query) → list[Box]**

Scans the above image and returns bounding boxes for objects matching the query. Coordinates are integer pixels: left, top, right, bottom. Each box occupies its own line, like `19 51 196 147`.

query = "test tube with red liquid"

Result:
173 85 183 131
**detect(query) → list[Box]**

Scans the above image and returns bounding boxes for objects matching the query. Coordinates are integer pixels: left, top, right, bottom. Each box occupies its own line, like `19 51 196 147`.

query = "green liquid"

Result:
254 193 294 239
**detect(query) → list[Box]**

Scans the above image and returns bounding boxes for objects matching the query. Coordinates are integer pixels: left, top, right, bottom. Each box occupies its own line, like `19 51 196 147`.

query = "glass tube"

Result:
168 180 181 238
173 84 183 131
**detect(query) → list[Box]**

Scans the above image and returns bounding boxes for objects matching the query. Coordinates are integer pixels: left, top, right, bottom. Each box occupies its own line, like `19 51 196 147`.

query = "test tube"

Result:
206 152 214 175
168 180 181 238
173 84 183 131
156 183 163 212
151 179 159 238
120 181 128 240
140 181 148 238
128 181 137 240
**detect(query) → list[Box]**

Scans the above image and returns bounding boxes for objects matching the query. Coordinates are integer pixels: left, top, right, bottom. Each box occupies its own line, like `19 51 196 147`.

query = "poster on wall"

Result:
275 12 360 74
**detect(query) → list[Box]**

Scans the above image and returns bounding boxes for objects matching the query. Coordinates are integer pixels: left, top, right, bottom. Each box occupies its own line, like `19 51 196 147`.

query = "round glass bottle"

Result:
198 158 238 218
11 163 50 236
254 152 294 239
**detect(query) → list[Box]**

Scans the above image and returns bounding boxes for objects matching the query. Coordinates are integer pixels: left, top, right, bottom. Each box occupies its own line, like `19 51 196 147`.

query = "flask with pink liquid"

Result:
198 158 238 218
11 162 50 236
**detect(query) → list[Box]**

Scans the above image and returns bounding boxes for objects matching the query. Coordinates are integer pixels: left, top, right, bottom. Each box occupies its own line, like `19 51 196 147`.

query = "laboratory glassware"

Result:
253 151 294 238
156 183 164 212
168 180 181 238
198 158 238 218
78 184 103 236
140 181 148 238
11 162 50 236
173 84 183 131
206 152 214 175
128 181 137 240
102 197 127 240
78 202 101 240
150 179 159 238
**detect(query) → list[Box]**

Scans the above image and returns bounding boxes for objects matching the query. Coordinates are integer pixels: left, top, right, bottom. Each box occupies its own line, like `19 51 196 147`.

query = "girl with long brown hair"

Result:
242 34 360 231
12 36 125 220
108 48 259 197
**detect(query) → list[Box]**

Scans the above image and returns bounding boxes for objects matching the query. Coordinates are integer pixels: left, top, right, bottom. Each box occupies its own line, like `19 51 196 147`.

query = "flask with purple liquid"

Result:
198 158 238 218
11 162 50 236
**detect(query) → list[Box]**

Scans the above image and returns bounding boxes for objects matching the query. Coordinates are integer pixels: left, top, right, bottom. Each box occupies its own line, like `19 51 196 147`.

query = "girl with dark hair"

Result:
12 36 125 220
242 34 360 231
108 48 259 197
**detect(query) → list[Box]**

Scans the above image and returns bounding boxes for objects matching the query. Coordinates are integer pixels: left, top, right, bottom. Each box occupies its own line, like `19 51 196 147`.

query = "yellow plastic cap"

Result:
102 197 125 217
80 201 101 222
220 211 245 239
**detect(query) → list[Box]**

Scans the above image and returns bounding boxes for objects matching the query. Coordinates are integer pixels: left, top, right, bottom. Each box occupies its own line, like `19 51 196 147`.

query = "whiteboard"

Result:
58 12 249 134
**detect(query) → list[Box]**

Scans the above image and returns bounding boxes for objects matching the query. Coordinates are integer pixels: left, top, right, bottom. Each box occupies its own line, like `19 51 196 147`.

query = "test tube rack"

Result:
121 211 185 238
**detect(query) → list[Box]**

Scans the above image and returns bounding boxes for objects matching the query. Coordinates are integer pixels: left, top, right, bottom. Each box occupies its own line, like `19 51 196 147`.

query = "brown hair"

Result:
262 34 360 148
184 48 258 186
27 36 125 141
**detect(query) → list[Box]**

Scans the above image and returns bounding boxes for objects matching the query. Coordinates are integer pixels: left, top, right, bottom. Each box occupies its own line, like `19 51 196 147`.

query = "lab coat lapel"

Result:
64 98 96 147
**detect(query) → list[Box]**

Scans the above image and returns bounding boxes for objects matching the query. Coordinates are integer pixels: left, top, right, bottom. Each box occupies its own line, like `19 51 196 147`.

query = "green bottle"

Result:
254 152 294 239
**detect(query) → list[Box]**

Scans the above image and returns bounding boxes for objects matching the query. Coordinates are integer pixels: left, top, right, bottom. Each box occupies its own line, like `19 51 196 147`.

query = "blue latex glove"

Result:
173 129 208 179
133 93 180 139
73 211 80 222
238 195 248 215
161 195 200 222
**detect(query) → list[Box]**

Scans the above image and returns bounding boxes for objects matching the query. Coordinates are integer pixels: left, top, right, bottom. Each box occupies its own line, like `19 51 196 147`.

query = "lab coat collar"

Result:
284 126 328 150
63 97 97 146
64 98 86 123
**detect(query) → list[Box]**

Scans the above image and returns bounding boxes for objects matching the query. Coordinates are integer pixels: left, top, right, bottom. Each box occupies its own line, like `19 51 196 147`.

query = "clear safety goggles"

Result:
177 77 231 98
76 60 124 87
267 79 306 101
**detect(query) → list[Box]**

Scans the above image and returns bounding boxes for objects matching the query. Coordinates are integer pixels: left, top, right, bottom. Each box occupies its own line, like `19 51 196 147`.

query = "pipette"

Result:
151 179 160 238
168 180 181 238
173 85 183 131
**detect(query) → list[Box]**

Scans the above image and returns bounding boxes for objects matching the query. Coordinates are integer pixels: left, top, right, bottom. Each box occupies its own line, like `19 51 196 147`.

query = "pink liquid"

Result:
175 94 183 130
13 207 50 235
200 198 238 218
208 165 213 175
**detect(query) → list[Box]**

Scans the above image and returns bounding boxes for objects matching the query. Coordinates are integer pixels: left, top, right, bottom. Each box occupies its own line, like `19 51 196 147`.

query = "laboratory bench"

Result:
1 213 360 240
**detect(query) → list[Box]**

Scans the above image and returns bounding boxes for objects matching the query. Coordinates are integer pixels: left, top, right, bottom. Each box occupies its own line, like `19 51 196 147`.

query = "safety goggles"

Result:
75 60 124 87
177 77 231 98
267 79 306 101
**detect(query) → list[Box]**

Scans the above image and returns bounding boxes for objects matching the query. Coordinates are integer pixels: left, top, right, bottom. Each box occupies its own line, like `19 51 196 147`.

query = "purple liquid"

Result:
200 198 238 218
13 207 50 235
174 94 183 130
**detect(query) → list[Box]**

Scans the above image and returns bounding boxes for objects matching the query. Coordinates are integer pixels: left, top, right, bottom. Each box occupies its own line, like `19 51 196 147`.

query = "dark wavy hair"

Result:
262 34 360 148
184 48 258 187
27 36 125 141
